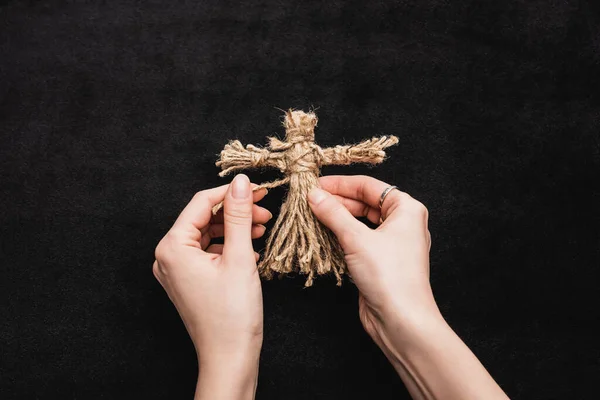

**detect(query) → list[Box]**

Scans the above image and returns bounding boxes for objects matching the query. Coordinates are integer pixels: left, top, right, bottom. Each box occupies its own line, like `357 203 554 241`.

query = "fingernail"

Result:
232 174 251 199
308 187 327 205
267 210 273 220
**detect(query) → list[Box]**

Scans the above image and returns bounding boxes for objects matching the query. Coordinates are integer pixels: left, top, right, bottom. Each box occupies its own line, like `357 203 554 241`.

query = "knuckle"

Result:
224 207 252 226
361 203 371 218
339 229 360 249
397 191 412 204
407 198 428 216
152 261 162 281
192 191 206 202
328 200 346 215
324 202 348 221
154 240 166 262
417 201 429 218
384 190 404 210
154 233 177 263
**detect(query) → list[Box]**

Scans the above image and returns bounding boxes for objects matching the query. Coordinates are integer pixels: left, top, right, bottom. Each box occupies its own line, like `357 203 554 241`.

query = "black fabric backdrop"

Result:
1 1 599 399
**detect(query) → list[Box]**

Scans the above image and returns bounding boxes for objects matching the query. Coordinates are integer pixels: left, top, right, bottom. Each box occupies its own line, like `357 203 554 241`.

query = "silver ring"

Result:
379 185 398 209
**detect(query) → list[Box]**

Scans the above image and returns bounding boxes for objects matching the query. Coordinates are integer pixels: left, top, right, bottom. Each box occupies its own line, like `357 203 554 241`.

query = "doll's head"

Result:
283 109 317 142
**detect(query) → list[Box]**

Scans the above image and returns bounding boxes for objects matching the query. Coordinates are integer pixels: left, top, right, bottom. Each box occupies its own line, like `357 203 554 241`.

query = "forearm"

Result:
380 310 508 400
195 349 260 400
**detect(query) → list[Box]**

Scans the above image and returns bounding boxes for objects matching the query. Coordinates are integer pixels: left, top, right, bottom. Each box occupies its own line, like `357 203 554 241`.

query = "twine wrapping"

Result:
213 110 398 286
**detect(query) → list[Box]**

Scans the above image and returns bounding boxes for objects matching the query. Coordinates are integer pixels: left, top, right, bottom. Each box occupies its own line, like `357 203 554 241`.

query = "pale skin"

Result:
153 174 510 400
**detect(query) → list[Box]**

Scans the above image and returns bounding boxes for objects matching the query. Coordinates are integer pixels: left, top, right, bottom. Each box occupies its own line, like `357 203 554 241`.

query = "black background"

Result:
1 1 599 399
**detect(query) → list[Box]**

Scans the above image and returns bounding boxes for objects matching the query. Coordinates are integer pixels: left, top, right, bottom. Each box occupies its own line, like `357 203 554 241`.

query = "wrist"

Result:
376 306 510 400
378 283 441 331
196 345 261 400
379 306 450 367
373 293 447 362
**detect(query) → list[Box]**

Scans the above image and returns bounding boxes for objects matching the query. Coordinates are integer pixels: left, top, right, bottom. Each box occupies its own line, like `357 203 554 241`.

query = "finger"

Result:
173 185 267 234
172 185 230 240
252 186 269 202
319 175 404 223
210 205 272 225
200 224 267 249
206 244 224 254
307 187 368 249
428 230 432 251
208 242 260 262
207 244 259 261
332 195 381 225
222 174 255 264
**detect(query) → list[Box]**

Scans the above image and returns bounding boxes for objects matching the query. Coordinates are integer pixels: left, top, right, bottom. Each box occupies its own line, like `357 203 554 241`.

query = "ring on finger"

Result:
379 185 399 209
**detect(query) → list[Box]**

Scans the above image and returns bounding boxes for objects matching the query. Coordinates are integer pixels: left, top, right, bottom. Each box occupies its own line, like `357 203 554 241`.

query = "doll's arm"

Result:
216 140 280 176
321 136 399 166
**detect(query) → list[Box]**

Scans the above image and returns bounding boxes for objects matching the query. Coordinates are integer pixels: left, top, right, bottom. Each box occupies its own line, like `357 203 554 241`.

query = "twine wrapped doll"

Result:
213 110 398 286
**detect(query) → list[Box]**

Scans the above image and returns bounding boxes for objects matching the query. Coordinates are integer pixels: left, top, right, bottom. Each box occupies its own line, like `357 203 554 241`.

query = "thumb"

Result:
307 187 367 249
222 174 254 263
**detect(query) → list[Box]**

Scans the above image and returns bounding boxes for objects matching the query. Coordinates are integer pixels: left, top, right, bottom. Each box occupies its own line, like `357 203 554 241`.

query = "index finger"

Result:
318 175 404 221
174 184 268 232
173 185 229 232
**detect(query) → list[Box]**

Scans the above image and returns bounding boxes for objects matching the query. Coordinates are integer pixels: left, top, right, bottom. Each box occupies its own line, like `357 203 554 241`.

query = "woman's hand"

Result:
308 175 436 340
308 175 508 400
153 174 271 400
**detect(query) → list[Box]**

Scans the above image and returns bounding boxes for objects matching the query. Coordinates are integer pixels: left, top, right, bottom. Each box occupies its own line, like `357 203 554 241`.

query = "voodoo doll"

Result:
213 110 398 286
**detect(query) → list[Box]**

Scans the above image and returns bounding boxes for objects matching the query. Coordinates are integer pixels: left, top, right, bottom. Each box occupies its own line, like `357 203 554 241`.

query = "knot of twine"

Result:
247 144 271 167
269 133 312 150
269 136 324 174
